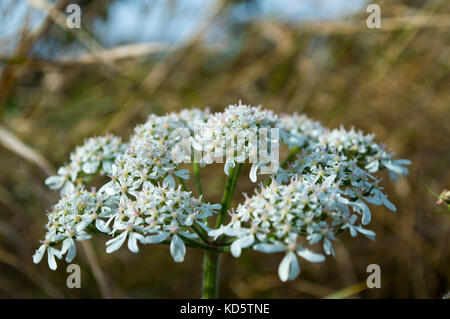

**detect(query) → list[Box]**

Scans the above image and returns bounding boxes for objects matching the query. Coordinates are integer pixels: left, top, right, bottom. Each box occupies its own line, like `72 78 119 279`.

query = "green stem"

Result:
202 251 219 298
215 166 236 228
201 164 243 299
193 163 203 197
226 163 243 210
190 223 209 243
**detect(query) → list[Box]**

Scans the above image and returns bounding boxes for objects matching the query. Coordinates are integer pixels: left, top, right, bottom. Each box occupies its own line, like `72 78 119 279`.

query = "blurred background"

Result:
0 0 449 298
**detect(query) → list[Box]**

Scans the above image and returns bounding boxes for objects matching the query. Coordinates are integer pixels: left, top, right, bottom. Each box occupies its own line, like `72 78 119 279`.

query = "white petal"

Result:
32 245 46 264
356 226 376 241
353 201 371 225
253 243 286 254
127 232 139 253
45 176 65 189
239 234 255 249
99 181 120 196
75 231 91 240
60 181 75 196
170 234 186 263
208 226 226 240
82 161 99 174
249 163 258 183
47 248 59 271
102 160 113 175
61 238 71 254
382 195 396 212
106 232 127 253
66 239 77 263
323 238 335 256
145 232 171 244
76 217 92 232
383 160 405 175
174 169 190 180
230 240 242 258
278 252 300 282
365 160 379 173
95 219 110 233
230 234 254 258
297 248 325 263
163 174 175 189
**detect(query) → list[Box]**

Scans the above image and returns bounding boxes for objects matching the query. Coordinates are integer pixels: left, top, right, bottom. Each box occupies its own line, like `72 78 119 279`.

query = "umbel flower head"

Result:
34 103 410 283
192 102 284 181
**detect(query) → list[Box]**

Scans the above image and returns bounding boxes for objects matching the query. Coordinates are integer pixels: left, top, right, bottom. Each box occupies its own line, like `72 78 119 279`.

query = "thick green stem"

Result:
201 164 243 298
193 163 203 197
215 166 236 228
202 251 219 298
226 163 243 210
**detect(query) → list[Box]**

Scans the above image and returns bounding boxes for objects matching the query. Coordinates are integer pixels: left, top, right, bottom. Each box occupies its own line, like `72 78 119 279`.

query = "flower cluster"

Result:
210 148 399 281
34 103 409 284
32 188 118 269
45 135 127 196
280 114 410 180
103 185 220 262
209 112 410 282
102 109 209 196
35 109 221 269
33 184 220 268
192 102 283 181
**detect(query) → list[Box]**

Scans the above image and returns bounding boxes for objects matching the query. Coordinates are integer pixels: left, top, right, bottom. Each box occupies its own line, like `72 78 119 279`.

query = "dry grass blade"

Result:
324 281 369 299
0 125 54 176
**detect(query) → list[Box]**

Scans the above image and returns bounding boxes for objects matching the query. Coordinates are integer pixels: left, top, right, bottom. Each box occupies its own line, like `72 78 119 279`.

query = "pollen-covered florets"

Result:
45 135 127 196
319 127 410 180
104 185 220 262
32 188 118 270
281 114 410 181
34 183 220 269
193 102 282 179
102 109 209 196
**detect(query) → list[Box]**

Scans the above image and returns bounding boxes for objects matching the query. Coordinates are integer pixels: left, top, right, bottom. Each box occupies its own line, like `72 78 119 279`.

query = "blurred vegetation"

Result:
0 0 449 298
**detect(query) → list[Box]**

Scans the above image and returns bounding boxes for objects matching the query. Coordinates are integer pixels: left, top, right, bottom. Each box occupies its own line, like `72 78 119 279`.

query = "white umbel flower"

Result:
33 188 118 270
45 135 126 196
35 102 410 284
